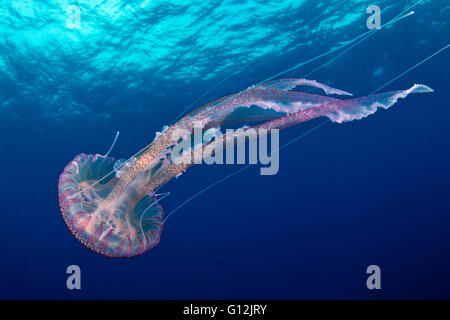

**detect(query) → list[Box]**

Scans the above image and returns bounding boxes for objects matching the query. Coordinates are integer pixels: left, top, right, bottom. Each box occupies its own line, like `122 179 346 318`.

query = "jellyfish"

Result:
58 79 433 257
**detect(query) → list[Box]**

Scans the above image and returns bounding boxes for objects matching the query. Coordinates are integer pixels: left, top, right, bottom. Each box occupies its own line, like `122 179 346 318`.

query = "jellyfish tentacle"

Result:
98 131 120 158
139 191 170 250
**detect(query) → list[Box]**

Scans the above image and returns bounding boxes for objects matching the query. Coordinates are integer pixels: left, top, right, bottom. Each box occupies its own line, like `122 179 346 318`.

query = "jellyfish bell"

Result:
58 153 164 257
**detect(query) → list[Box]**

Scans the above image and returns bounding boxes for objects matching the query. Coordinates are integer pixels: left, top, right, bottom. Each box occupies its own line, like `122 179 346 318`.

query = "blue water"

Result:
1 0 449 299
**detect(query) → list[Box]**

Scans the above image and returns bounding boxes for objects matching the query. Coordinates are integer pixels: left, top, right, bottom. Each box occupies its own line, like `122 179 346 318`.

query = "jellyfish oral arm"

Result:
105 79 350 201
324 84 433 124
258 78 353 96
247 84 433 133
131 83 433 196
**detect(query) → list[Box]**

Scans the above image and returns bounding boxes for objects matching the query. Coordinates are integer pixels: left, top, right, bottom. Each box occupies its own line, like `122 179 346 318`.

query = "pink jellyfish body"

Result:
57 79 432 257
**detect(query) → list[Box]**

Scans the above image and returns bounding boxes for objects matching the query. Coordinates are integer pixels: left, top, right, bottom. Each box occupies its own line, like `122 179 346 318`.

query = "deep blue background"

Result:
1 0 449 299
